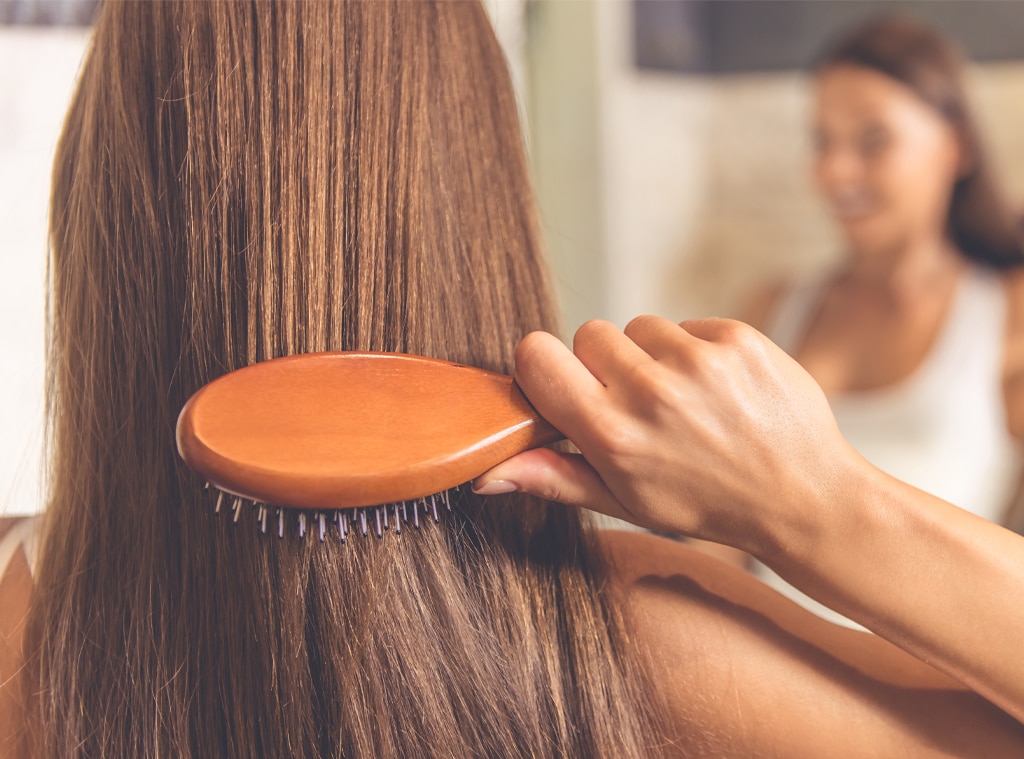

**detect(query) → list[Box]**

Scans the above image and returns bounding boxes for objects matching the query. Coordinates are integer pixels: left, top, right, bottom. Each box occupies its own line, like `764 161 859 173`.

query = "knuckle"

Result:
720 319 769 356
534 451 583 505
514 330 548 366
623 313 662 338
533 477 566 504
573 319 616 351
714 318 751 344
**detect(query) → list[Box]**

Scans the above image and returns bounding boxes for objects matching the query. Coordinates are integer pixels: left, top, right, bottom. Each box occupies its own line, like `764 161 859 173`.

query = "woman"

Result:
768 15 1024 517
707 16 1024 623
759 15 1024 514
1 2 1022 757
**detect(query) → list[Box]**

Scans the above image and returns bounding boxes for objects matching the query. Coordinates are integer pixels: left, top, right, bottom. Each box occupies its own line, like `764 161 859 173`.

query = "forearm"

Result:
760 456 1024 723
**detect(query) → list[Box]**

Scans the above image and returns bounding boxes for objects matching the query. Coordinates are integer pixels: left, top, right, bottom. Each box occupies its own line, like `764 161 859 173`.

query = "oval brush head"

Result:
176 352 562 516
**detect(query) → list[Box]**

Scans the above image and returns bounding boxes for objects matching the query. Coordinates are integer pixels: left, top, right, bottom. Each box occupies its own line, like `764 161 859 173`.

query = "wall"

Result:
0 27 89 516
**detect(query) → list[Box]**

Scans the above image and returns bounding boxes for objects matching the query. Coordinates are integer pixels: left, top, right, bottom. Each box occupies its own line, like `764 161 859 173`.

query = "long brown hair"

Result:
26 2 672 756
818 14 1024 268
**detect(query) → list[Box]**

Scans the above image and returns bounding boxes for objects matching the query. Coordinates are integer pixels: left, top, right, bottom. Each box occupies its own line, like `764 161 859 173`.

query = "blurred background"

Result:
4 0 1024 516
513 0 1024 332
1 0 96 516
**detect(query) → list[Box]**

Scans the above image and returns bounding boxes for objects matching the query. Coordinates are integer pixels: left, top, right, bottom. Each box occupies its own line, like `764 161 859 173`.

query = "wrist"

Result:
750 442 880 571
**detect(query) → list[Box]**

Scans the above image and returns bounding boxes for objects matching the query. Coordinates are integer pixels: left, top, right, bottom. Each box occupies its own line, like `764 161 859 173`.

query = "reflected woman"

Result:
734 16 1024 626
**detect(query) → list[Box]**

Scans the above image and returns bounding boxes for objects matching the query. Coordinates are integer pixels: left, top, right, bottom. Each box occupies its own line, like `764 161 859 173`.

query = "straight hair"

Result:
25 2 673 756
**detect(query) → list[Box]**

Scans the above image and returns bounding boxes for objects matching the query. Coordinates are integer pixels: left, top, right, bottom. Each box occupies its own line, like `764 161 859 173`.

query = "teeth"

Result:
205 486 465 542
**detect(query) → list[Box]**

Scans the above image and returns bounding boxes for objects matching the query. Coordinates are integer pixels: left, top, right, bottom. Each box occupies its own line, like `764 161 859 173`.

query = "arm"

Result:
475 316 1024 723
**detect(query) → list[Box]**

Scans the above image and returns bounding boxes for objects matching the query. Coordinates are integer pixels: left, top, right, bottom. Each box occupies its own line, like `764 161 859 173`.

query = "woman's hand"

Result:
478 316 1024 723
475 316 862 556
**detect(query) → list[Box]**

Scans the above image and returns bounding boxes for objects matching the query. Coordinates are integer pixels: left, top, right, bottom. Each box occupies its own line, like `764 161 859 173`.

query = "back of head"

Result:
818 14 1023 268
30 2 669 757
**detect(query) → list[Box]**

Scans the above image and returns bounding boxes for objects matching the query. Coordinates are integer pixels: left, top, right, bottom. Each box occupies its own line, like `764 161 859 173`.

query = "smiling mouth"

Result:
829 188 878 221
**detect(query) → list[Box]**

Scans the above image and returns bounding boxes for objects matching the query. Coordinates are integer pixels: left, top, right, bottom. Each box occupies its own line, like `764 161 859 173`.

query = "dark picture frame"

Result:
635 0 1024 74
0 0 99 27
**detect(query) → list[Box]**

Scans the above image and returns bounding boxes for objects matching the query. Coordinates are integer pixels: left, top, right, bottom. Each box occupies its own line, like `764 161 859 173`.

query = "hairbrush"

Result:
176 352 563 541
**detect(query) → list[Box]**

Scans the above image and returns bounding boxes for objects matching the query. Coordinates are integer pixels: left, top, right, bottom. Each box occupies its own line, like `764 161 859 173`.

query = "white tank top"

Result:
752 264 1022 629
0 515 40 581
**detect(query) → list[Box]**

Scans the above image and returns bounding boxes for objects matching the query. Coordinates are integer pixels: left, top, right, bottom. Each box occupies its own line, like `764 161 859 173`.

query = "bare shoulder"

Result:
595 530 1024 757
737 278 789 333
0 517 33 759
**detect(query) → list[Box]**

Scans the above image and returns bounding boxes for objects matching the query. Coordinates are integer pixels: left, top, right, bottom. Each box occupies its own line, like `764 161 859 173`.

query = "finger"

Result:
677 317 763 345
513 331 606 440
678 318 793 376
571 318 656 387
622 314 696 363
472 448 641 525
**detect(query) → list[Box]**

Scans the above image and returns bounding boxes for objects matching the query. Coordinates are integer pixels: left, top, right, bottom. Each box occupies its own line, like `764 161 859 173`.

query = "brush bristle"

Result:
204 483 462 542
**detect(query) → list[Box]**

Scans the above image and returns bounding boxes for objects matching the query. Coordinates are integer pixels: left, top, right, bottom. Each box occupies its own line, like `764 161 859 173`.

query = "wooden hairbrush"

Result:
176 352 563 540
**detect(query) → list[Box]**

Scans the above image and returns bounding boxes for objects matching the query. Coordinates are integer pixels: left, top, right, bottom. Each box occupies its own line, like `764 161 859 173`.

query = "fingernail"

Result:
472 479 519 495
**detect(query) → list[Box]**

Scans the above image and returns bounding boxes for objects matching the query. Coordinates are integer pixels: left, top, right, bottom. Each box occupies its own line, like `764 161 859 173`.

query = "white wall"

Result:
0 27 89 516
595 1 716 326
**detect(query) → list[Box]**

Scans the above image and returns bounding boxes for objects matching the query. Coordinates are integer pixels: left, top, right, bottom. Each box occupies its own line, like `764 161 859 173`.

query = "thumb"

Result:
472 448 639 526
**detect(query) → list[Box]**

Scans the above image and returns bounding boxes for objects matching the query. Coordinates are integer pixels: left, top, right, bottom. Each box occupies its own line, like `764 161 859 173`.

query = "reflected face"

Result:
813 65 964 260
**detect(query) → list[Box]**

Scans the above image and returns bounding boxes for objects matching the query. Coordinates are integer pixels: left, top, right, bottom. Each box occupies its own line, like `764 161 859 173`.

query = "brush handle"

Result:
176 352 563 509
